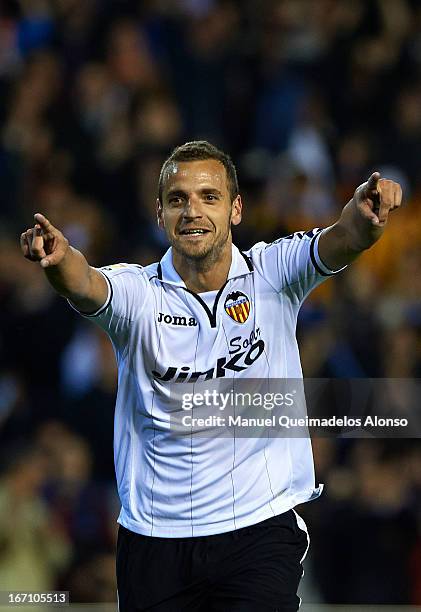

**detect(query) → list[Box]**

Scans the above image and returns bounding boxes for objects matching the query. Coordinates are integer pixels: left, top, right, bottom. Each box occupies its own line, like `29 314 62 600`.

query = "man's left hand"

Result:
354 171 402 228
318 172 403 270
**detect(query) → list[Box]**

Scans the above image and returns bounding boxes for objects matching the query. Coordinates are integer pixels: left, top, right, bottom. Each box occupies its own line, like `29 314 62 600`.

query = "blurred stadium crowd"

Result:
0 0 420 605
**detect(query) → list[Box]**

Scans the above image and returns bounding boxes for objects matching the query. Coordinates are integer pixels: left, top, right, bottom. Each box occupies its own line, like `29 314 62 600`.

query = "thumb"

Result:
366 171 381 193
39 241 68 268
40 258 51 268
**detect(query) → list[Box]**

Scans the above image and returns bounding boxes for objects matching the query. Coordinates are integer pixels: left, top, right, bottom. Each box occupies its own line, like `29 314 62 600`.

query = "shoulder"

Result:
99 263 144 274
246 229 322 256
243 229 325 292
99 262 159 283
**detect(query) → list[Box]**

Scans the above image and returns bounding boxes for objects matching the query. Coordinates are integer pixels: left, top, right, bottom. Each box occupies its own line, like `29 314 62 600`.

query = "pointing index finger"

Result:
34 212 54 232
366 171 381 193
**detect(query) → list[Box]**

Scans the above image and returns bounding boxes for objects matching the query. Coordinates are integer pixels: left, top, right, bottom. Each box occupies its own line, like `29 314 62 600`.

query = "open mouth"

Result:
178 229 211 236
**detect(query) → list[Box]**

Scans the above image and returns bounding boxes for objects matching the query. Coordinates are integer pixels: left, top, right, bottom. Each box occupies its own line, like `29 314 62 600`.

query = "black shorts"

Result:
116 509 309 612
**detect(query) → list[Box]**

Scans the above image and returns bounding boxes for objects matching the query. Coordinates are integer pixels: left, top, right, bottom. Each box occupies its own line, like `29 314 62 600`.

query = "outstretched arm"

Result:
20 213 108 314
318 172 402 270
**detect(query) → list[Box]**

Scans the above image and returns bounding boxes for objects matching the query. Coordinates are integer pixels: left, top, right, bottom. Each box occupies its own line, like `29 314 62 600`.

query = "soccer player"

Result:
21 141 402 611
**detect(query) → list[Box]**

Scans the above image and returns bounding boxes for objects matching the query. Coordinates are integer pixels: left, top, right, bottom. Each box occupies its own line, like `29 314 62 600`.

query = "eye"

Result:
204 194 218 201
169 197 183 206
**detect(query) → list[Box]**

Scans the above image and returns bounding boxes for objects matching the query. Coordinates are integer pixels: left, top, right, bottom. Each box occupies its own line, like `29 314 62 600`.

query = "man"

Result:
21 141 402 611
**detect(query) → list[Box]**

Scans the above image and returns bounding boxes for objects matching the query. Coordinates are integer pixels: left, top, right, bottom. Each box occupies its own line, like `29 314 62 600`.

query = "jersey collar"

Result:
157 244 253 287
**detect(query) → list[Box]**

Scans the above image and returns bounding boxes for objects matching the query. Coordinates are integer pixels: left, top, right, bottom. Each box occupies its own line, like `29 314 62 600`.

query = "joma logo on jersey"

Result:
224 291 250 324
157 312 198 327
152 339 265 382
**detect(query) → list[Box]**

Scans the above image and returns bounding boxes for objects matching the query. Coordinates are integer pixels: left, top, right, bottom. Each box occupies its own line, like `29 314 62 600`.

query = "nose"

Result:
183 196 202 219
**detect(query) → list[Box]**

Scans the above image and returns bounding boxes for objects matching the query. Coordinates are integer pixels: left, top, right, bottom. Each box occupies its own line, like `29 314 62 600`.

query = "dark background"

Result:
0 0 420 604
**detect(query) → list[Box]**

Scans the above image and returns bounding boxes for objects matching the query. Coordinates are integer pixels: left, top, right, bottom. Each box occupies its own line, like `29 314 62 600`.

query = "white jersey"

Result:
70 228 343 537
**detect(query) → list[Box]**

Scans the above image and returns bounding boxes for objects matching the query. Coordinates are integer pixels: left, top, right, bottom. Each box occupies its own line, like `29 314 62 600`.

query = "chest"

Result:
137 276 280 383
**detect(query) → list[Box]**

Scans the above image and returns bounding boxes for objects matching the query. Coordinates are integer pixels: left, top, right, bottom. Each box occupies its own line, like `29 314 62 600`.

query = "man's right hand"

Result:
20 213 69 268
20 212 108 312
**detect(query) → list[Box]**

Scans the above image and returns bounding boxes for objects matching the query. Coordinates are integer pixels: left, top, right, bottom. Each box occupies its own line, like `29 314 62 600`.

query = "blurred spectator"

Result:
0 443 71 591
61 327 117 481
38 427 115 556
307 440 418 604
64 551 117 603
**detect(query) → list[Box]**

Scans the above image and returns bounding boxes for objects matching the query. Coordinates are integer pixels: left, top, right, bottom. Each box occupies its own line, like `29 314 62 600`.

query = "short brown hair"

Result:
158 141 239 203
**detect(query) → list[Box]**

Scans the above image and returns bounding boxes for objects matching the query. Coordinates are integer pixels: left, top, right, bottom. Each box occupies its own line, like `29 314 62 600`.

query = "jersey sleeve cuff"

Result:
310 229 347 276
67 269 113 317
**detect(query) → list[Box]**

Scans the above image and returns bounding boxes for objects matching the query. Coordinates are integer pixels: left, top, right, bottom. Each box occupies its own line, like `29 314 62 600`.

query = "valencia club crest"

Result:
224 291 251 324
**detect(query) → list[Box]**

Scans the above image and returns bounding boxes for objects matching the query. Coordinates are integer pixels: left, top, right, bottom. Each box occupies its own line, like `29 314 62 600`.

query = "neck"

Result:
173 239 232 293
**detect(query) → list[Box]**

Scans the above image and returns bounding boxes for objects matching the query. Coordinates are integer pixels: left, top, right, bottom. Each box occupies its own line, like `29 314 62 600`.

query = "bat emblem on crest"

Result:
224 291 251 324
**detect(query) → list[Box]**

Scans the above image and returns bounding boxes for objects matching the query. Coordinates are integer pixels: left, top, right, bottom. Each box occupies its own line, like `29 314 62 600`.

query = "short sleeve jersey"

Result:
71 228 344 537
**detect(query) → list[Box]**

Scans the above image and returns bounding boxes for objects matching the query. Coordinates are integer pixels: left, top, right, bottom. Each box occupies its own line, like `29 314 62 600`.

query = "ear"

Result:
231 195 242 226
157 198 165 229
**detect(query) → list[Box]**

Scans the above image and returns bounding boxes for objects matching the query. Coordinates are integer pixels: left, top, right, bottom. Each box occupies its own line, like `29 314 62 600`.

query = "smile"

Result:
179 229 211 235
